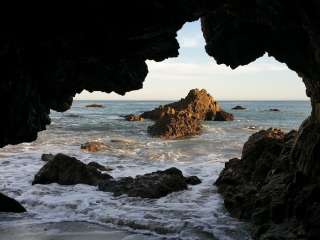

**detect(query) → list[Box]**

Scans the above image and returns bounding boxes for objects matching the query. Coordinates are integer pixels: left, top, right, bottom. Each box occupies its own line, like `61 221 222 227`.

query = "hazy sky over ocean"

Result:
76 21 307 101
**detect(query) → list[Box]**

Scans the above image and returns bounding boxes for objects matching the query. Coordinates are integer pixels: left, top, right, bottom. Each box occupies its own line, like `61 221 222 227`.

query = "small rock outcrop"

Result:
32 153 112 186
0 192 26 213
215 127 320 239
98 167 201 198
232 105 246 110
85 104 105 108
148 111 202 139
269 108 280 112
124 114 144 121
80 142 109 152
140 89 233 139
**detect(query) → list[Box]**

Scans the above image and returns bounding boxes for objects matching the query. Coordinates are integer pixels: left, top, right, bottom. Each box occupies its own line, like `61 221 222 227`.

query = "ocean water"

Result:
0 100 311 240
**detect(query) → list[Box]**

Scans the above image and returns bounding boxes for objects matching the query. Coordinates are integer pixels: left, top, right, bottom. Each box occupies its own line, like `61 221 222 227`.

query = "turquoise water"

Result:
0 100 311 240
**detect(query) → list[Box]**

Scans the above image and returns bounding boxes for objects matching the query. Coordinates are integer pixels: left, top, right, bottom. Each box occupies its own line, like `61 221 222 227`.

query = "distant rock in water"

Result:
32 153 112 186
87 162 113 171
98 167 201 198
41 153 55 162
110 139 135 144
124 114 144 121
269 108 280 112
232 105 246 110
148 111 202 139
85 104 105 108
81 141 109 152
0 192 26 213
140 89 233 139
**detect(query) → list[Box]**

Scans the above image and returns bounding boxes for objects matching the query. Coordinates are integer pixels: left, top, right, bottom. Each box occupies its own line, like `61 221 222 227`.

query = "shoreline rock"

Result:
215 126 320 239
32 153 112 186
87 162 113 172
98 167 201 198
0 192 26 213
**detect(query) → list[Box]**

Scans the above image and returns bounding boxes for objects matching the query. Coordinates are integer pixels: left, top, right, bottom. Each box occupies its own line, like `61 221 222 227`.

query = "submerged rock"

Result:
232 105 246 110
85 104 104 108
147 111 202 139
99 167 201 198
87 162 113 171
124 114 144 121
0 192 26 213
33 153 112 186
81 142 109 152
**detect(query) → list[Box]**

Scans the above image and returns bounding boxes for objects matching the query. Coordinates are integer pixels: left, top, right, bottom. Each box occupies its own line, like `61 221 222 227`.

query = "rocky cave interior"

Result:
1 1 320 239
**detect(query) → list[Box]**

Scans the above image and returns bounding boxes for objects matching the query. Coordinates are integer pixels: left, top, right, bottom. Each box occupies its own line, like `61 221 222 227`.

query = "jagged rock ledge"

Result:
215 125 320 239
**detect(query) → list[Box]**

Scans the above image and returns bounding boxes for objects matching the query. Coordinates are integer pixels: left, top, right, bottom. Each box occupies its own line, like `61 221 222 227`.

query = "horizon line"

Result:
74 99 309 101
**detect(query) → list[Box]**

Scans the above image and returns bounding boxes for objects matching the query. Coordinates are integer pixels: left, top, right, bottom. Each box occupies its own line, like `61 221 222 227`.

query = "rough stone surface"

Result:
148 111 202 139
141 89 222 121
80 142 109 152
32 153 112 186
215 127 320 239
124 114 144 121
99 167 201 198
142 89 232 139
0 192 26 213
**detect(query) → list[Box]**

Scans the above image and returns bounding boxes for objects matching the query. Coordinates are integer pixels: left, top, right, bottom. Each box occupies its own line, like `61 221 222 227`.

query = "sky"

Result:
76 21 307 101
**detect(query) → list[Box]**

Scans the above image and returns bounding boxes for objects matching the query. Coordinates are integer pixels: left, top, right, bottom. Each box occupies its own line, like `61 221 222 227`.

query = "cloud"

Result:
178 35 204 48
146 59 289 80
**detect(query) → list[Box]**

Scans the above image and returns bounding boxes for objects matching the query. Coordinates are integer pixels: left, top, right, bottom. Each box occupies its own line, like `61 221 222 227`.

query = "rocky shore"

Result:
215 122 320 239
31 153 201 199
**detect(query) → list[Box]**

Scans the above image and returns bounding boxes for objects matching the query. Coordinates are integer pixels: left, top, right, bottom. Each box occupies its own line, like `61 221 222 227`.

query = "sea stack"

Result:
140 89 233 139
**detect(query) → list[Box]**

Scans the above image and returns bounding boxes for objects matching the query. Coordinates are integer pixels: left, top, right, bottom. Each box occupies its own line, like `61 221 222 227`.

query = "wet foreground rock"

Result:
32 153 112 186
0 192 26 213
216 126 320 239
99 167 201 198
140 89 233 139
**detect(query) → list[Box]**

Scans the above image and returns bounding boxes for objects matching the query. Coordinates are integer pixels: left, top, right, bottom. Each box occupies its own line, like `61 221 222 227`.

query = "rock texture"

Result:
148 111 202 139
215 126 320 239
87 162 113 172
98 167 201 198
80 142 109 152
142 89 233 139
32 153 112 186
124 114 144 121
0 192 26 213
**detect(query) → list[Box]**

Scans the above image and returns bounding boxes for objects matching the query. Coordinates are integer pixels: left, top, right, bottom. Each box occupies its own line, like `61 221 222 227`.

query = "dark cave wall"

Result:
1 0 320 157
